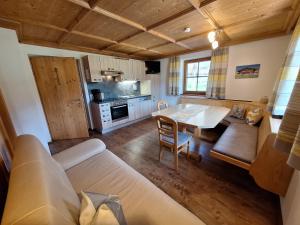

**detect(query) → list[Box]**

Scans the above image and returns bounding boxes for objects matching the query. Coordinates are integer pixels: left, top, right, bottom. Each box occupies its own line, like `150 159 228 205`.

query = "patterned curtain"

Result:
274 70 300 170
268 17 300 115
168 56 180 96
206 47 229 99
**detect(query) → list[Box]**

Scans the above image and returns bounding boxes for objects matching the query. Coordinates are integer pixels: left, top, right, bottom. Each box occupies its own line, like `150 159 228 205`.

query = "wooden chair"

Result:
155 115 191 171
157 100 168 111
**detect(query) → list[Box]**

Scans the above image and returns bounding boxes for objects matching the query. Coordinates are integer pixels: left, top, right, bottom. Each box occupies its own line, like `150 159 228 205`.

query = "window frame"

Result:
183 57 211 95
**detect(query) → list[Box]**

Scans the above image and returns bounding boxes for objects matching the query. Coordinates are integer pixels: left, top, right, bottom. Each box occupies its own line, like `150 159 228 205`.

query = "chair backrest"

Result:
157 100 168 111
155 115 178 148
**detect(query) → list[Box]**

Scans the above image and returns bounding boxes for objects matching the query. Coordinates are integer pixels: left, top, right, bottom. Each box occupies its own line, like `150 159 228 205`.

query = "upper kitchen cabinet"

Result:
82 55 102 82
129 59 147 81
100 55 120 71
82 55 147 82
119 58 131 81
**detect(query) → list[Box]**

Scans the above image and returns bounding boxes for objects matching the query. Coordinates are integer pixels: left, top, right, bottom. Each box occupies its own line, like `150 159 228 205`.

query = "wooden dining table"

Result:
152 104 230 159
152 103 230 129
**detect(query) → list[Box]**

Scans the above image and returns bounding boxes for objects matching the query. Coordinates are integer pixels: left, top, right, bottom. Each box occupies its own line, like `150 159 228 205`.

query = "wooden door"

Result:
30 57 89 140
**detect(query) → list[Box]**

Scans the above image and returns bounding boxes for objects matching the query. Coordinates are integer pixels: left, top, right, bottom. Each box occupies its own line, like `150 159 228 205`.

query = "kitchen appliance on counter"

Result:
91 89 104 102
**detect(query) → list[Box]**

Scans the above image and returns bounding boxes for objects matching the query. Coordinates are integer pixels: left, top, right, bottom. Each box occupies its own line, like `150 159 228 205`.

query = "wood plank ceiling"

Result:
0 0 299 60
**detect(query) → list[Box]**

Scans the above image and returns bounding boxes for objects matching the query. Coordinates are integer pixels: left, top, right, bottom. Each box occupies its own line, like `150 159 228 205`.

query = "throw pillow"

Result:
79 191 127 225
246 108 263 126
230 105 246 119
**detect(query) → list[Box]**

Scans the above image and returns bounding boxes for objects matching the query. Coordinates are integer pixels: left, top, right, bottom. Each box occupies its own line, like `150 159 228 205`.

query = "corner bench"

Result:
180 96 294 196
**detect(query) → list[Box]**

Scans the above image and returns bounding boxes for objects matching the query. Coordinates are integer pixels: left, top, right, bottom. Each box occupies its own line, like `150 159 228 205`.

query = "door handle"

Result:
54 67 61 85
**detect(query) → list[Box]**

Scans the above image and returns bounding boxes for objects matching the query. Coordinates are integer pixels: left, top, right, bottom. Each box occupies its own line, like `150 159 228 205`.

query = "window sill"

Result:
181 94 207 99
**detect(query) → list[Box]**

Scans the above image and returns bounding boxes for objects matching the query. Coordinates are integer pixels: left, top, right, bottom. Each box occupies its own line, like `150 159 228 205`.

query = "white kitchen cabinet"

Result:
91 103 112 131
83 55 147 82
119 58 131 80
82 55 102 82
128 97 152 121
100 55 119 71
129 59 147 81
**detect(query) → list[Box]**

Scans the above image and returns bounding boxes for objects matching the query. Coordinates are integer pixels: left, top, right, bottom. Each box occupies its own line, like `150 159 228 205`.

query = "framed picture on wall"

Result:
235 64 260 79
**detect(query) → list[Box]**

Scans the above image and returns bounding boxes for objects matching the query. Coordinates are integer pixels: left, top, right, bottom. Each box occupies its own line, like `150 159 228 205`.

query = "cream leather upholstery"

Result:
53 139 106 170
1 135 80 225
65 151 204 225
2 135 205 225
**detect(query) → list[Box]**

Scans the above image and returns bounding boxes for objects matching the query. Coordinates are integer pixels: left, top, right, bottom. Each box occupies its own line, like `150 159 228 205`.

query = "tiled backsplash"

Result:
87 80 141 99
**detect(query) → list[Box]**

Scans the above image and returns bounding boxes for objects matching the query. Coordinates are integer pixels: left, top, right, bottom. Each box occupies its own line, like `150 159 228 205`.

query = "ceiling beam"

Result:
58 9 91 43
200 0 217 8
101 6 196 52
20 38 147 60
187 0 231 41
64 0 193 50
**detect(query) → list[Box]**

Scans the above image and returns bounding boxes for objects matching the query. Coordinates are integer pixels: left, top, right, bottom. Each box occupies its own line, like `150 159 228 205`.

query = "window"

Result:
183 57 211 95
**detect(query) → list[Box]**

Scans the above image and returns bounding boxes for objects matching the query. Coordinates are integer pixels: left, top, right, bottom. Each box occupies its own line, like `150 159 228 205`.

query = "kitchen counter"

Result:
93 95 151 104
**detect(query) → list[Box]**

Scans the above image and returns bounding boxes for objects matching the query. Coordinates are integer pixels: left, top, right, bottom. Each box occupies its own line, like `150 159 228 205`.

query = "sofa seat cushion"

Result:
66 150 205 225
212 124 258 163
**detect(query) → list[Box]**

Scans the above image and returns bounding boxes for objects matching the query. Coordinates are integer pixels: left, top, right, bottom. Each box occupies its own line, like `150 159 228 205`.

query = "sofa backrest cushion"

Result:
1 135 80 225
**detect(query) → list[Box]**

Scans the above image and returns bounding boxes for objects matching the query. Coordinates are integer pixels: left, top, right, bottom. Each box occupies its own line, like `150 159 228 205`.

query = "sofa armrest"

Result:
53 139 106 170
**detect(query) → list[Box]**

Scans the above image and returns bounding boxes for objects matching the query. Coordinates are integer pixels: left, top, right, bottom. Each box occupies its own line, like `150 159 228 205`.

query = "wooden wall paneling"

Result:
0 118 11 222
30 57 89 140
0 89 15 157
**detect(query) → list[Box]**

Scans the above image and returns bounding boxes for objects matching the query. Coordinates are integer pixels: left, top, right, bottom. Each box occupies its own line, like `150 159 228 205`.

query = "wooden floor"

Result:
49 118 282 225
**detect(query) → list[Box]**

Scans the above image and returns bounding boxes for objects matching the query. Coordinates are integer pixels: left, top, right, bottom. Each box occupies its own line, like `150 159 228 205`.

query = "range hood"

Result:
101 70 123 77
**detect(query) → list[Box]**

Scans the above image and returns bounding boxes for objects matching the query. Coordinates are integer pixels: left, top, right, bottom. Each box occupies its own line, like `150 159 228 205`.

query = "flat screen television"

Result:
145 61 160 74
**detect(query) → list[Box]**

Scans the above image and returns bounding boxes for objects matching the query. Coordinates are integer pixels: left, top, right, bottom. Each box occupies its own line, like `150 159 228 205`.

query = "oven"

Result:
110 101 129 122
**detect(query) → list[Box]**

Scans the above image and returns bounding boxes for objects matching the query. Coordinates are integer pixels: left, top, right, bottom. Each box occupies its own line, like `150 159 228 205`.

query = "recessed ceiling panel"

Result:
153 11 213 40
95 0 193 27
0 0 82 28
74 12 140 41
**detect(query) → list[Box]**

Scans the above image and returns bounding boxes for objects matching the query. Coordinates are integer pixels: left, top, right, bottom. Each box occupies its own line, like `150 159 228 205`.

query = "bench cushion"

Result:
213 124 258 163
222 115 247 125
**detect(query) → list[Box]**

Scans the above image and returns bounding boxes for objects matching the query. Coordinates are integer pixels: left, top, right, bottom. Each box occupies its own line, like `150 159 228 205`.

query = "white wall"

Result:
0 28 51 150
226 35 290 101
281 171 300 225
160 35 290 103
0 28 102 150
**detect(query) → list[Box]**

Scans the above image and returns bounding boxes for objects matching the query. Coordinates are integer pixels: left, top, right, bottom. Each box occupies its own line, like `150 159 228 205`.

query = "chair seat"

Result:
161 132 191 147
